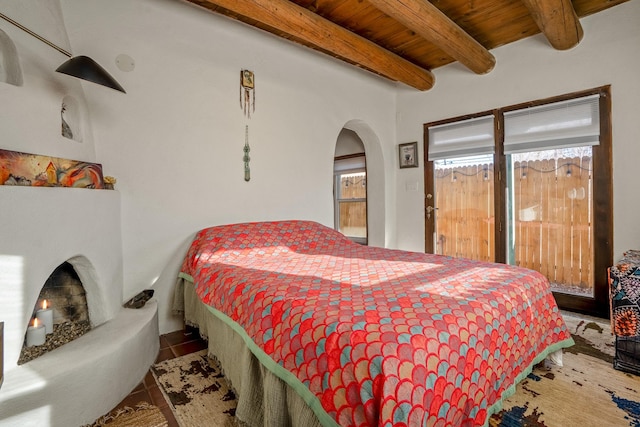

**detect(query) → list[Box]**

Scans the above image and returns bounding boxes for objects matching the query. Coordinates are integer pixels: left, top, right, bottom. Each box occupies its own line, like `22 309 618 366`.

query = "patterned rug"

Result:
83 402 167 427
490 312 640 427
153 312 640 427
151 351 238 427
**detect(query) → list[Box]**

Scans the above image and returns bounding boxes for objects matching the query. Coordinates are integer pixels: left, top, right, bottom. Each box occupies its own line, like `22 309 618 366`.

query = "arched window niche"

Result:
0 29 24 86
336 120 387 248
334 129 368 245
61 95 83 142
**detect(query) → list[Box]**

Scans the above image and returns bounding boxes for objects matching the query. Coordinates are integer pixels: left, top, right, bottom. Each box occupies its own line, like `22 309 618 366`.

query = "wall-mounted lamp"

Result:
0 12 125 93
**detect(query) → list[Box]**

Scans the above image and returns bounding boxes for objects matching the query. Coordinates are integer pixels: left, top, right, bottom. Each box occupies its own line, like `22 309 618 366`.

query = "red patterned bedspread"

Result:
179 220 573 427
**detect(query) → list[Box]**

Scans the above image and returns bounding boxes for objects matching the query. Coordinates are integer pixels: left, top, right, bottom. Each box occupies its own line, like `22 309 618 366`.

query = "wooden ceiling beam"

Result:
188 0 435 90
366 0 495 75
520 0 584 50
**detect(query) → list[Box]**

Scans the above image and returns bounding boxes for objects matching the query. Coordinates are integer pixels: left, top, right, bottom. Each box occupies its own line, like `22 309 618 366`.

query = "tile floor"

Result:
109 325 208 427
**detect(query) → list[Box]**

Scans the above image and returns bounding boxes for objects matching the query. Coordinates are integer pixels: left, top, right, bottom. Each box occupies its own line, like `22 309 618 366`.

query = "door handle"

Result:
425 205 438 219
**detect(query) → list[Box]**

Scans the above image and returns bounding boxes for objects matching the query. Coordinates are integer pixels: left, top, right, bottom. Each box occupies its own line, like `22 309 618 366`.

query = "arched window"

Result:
334 129 367 245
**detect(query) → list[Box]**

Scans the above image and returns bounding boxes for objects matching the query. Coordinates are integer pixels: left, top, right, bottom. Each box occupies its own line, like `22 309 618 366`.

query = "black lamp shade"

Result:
56 55 126 93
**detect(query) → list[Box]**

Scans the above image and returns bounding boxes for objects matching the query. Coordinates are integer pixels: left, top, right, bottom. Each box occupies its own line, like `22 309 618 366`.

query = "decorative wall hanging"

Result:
240 69 255 118
0 149 104 188
399 142 419 169
60 95 83 142
243 125 251 182
61 103 73 140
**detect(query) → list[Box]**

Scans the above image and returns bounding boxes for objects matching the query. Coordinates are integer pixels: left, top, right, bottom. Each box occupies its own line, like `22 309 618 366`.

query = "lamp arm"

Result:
0 12 72 58
0 11 126 93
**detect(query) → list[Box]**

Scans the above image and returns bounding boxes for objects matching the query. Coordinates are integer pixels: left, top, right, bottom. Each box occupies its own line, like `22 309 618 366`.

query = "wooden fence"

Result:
435 156 593 290
338 173 367 238
435 164 495 263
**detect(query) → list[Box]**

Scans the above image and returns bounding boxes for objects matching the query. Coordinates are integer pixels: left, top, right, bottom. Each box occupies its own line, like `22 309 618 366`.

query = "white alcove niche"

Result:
0 28 24 86
61 94 83 142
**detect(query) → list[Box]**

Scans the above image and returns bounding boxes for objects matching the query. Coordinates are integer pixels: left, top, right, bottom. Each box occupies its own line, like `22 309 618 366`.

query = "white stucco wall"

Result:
0 0 95 161
394 1 640 259
335 129 365 157
56 0 398 333
0 0 126 369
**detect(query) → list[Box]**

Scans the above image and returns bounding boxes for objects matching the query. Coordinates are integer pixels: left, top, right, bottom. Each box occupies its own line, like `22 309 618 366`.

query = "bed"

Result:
174 220 574 427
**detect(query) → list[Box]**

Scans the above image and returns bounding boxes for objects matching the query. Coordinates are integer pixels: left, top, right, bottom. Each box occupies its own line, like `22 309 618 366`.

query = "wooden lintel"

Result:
188 0 435 90
521 0 584 50
367 0 495 75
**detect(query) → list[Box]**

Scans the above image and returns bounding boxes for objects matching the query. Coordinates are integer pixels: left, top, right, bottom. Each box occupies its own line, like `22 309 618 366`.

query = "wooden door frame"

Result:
551 86 613 317
423 110 496 255
423 85 613 318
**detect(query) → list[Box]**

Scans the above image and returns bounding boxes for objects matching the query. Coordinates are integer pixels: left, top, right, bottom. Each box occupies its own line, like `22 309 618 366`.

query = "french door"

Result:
427 154 495 262
424 87 613 317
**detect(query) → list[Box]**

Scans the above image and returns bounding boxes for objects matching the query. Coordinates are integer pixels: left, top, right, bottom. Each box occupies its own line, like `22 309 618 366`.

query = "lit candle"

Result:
36 299 53 334
26 318 46 347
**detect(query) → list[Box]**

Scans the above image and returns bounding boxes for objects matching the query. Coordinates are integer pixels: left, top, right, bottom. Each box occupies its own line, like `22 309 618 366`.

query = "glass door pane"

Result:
432 155 495 262
336 171 367 244
338 201 367 238
506 147 594 297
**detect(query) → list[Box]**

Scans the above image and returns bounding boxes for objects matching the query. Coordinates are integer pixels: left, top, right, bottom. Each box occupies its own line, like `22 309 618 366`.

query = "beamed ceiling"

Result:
184 0 629 91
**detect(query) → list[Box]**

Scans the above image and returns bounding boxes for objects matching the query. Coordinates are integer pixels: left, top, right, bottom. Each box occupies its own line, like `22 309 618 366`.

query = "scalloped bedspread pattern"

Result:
180 220 573 427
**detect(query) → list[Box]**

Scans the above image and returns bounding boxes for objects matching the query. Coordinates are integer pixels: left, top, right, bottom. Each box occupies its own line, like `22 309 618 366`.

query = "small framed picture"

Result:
399 142 418 168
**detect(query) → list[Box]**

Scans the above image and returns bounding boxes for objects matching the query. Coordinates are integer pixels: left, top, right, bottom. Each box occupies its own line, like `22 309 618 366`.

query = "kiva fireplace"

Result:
19 261 92 365
0 186 159 426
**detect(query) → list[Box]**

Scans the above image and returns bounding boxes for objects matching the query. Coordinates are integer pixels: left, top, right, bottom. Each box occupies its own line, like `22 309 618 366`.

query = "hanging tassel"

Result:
243 125 251 182
245 89 251 119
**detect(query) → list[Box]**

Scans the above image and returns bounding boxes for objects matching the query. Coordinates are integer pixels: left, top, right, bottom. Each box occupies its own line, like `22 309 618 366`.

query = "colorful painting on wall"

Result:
0 149 104 189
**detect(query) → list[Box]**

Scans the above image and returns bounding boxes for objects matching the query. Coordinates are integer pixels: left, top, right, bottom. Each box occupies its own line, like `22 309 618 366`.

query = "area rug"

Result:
490 312 640 427
154 312 640 427
151 351 238 427
83 401 167 427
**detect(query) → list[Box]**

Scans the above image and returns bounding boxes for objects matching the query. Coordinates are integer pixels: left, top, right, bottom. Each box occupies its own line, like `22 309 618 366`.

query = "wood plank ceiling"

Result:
185 0 629 91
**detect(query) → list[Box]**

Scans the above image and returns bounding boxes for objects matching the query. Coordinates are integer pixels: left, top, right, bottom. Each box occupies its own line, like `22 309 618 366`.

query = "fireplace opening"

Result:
19 261 92 364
